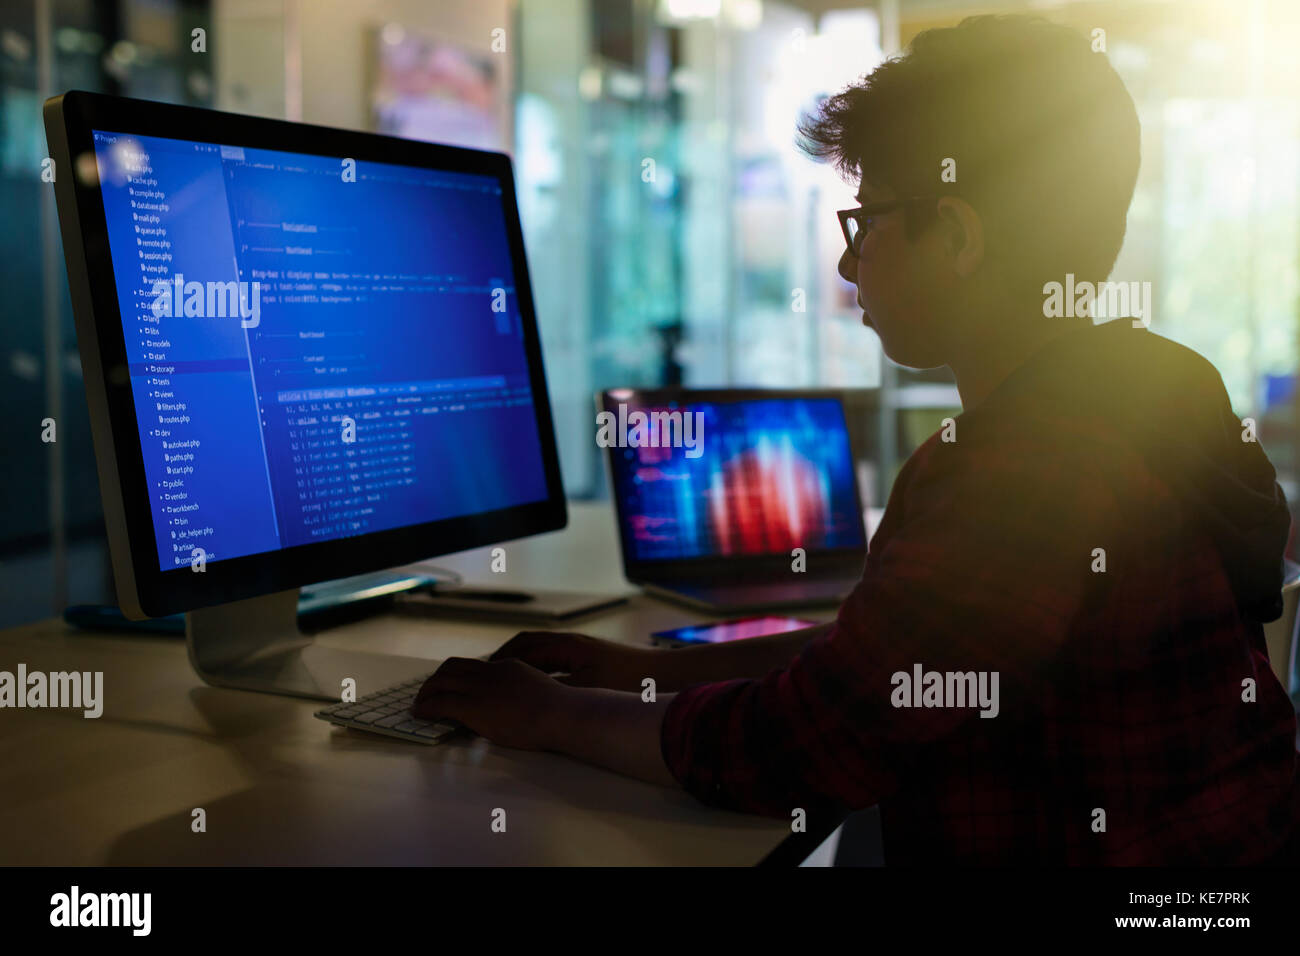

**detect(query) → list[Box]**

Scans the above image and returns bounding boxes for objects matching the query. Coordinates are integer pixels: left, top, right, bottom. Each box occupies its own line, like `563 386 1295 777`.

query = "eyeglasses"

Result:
838 197 936 256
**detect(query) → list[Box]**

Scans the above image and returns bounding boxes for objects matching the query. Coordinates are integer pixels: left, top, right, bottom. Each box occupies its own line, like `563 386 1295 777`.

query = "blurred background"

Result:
2 0 1298 626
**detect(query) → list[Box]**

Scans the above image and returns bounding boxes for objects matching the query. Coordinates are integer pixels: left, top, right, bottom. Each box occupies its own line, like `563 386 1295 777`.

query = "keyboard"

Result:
313 674 461 744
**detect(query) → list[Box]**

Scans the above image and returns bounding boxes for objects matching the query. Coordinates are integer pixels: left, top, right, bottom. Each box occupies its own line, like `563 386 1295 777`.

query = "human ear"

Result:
935 196 984 278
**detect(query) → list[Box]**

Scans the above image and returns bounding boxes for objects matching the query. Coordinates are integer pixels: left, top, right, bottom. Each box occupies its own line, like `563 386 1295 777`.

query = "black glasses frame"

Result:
838 197 937 256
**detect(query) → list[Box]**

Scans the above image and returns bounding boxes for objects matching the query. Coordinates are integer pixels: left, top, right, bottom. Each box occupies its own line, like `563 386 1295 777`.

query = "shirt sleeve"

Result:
660 435 1110 819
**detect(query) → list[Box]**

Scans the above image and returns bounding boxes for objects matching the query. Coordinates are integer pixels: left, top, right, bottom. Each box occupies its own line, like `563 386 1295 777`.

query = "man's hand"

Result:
490 630 663 692
412 657 572 751
413 652 679 787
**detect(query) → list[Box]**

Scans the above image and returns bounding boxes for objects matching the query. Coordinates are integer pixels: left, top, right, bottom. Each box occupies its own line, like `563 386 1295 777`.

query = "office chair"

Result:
1262 566 1300 705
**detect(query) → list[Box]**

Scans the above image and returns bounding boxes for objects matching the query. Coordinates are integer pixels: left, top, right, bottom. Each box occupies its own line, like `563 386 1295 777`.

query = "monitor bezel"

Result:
598 387 869 584
45 90 566 619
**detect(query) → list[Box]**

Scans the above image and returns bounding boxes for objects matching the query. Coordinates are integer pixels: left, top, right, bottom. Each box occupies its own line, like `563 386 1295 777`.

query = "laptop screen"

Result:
605 395 865 563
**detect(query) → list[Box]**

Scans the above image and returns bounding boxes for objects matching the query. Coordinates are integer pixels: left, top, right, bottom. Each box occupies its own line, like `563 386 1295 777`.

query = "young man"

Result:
414 15 1300 864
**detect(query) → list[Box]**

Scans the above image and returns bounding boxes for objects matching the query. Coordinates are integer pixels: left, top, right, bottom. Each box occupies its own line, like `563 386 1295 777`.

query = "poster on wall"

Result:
369 26 506 151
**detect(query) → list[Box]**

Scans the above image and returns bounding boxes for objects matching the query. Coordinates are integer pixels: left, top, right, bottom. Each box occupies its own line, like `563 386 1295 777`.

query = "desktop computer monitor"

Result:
44 91 566 698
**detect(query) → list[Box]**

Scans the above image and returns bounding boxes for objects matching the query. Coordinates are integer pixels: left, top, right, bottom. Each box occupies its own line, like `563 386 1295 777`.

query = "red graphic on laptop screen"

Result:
706 447 827 554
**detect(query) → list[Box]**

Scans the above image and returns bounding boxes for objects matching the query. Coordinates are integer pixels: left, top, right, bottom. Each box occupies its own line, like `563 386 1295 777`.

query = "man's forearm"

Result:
653 622 832 691
535 624 832 780
551 686 679 787
544 624 835 788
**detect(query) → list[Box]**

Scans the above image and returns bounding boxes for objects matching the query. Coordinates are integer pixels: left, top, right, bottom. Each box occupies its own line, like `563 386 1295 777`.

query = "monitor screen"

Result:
91 129 550 571
606 396 864 562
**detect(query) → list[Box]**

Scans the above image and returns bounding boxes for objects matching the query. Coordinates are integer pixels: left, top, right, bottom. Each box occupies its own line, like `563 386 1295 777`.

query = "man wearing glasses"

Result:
415 14 1300 866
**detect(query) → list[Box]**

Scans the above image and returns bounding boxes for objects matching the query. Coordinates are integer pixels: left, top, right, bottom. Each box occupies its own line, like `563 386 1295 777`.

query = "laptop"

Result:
599 388 868 612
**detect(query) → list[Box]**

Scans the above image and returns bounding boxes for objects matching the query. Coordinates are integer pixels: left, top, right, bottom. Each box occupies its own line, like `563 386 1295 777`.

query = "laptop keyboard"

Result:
314 674 461 745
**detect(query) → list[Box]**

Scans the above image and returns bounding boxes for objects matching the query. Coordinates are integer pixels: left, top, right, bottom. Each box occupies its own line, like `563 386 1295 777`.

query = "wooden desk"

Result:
0 504 833 865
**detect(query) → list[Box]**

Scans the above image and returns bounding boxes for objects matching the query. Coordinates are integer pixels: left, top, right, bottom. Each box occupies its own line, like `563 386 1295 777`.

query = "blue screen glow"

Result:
92 130 550 570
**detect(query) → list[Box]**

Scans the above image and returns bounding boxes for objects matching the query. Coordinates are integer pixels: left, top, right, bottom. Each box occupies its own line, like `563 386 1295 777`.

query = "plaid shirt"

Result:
661 327 1300 865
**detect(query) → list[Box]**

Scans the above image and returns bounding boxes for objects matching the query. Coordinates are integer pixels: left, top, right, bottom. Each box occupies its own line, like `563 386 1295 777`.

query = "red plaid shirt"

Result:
661 324 1300 865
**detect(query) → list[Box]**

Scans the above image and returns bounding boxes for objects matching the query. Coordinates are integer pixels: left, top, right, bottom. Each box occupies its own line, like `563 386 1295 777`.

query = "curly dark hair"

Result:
798 14 1140 288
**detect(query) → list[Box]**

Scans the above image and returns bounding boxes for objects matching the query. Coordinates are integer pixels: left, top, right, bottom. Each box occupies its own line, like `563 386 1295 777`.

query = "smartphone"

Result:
650 615 817 648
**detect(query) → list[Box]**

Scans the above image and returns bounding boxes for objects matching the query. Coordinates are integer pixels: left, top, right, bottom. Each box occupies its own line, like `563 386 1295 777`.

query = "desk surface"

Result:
0 503 837 865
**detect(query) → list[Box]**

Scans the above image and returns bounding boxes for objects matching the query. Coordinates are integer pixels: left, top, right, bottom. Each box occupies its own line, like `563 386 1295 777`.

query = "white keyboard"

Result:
314 674 461 744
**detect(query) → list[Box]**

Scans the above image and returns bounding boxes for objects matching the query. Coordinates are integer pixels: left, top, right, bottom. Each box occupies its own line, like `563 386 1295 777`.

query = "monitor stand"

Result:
186 589 438 701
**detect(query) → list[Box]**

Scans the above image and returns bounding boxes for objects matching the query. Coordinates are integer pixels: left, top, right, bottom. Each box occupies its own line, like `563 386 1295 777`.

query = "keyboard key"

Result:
312 674 452 743
415 723 455 738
